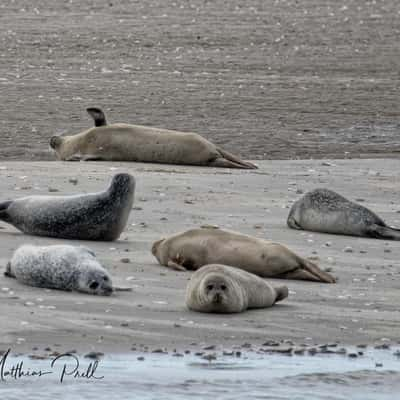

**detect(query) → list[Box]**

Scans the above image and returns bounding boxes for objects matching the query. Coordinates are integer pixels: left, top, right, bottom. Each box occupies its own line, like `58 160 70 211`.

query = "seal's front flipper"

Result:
114 287 133 292
87 107 107 127
287 215 303 230
65 154 83 161
82 154 104 161
65 154 103 162
368 224 400 241
4 262 15 278
167 260 187 271
274 285 289 303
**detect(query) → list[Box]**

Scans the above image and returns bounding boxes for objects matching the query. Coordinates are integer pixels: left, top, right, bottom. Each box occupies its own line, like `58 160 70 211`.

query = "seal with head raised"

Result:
0 173 135 241
185 264 288 313
287 188 400 240
152 227 335 283
5 244 113 295
49 107 257 169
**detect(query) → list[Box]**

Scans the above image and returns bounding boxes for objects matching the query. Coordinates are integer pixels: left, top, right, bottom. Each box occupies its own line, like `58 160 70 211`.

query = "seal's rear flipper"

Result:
208 158 251 169
368 224 400 241
301 259 336 283
4 262 15 278
276 268 322 282
87 107 107 127
216 148 258 169
274 285 289 303
277 260 336 283
0 200 12 221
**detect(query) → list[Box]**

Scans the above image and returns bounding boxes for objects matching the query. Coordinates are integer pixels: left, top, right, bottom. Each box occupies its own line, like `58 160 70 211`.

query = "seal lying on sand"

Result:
185 264 288 313
5 244 113 295
152 227 335 283
0 173 135 241
49 108 257 169
287 188 400 240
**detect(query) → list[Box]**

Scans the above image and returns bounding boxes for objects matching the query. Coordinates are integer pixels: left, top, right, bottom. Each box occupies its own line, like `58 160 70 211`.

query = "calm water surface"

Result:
1 349 399 400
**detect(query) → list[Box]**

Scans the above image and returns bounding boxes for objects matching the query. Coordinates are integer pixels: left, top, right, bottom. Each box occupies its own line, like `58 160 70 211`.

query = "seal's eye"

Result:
220 284 227 291
89 281 99 290
103 276 109 281
206 284 214 291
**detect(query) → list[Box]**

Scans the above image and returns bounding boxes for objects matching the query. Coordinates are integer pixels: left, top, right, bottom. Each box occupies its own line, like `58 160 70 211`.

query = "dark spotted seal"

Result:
49 107 257 169
5 244 113 295
152 227 335 283
0 173 135 241
287 188 400 240
185 264 288 313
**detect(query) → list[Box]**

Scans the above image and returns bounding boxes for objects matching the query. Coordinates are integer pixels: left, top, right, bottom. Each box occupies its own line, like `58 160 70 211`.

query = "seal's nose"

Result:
212 292 222 304
49 136 62 149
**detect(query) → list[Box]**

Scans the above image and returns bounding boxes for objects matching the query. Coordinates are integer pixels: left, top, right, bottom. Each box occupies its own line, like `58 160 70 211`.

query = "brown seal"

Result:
185 264 289 313
49 108 257 169
152 227 335 283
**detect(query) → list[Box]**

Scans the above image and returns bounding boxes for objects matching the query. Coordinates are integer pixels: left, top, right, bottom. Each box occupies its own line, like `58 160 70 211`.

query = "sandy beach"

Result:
0 159 399 354
0 0 399 161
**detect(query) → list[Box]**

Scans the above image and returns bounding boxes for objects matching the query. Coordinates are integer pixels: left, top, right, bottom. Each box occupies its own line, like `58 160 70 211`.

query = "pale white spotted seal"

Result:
5 244 113 295
185 264 289 313
49 107 257 169
0 173 135 241
152 227 335 283
287 188 400 240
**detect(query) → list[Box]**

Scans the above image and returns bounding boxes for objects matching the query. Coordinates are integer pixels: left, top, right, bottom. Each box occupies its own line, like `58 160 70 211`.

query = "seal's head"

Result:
49 135 63 150
108 173 136 197
151 238 164 258
78 266 114 296
49 135 72 160
198 273 243 313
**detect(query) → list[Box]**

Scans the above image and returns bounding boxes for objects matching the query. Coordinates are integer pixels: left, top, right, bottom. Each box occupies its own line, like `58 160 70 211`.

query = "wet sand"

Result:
0 160 399 353
0 0 399 161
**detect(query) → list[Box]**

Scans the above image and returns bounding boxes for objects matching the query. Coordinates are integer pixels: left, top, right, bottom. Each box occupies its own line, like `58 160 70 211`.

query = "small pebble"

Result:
84 351 104 360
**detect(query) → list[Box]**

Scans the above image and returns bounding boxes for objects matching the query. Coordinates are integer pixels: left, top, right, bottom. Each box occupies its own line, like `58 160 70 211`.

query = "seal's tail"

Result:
368 224 400 241
274 285 289 303
0 201 12 221
216 148 258 169
4 262 15 278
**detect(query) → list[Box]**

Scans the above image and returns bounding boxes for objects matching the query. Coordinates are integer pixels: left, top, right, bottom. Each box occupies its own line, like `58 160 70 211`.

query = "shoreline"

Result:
0 160 399 354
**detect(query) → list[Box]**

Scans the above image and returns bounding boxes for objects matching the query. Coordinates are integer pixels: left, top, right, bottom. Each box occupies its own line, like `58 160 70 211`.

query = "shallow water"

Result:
1 349 399 399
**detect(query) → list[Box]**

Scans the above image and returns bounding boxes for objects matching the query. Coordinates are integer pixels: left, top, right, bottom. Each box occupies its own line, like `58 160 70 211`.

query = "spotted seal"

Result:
287 188 400 240
185 264 289 313
5 244 113 295
0 173 135 241
49 108 257 169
